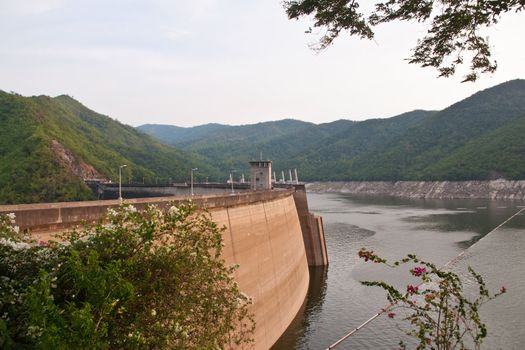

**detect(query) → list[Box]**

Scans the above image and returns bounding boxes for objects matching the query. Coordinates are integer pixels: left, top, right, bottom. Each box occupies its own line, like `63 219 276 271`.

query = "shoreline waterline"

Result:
306 180 525 201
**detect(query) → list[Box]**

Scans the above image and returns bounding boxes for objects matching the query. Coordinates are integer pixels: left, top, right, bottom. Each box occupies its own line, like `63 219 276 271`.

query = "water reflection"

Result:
272 267 329 349
272 193 525 350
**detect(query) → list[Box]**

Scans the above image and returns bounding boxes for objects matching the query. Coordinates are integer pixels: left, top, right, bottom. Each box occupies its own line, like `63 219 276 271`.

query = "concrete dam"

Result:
0 186 328 349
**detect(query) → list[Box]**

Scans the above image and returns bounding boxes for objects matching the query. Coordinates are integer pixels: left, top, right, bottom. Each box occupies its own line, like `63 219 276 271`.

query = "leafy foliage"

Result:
358 248 506 349
284 0 525 81
0 204 254 349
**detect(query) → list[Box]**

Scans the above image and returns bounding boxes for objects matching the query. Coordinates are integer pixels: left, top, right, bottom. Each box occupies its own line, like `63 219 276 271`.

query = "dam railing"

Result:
0 189 295 234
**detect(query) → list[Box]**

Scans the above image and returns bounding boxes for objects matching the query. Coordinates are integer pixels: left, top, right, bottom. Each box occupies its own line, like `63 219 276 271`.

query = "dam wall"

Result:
212 194 310 349
307 180 525 200
0 190 312 349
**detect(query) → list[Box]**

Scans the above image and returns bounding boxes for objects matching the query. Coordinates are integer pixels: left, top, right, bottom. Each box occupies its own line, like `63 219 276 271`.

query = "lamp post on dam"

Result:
190 168 198 196
118 164 127 203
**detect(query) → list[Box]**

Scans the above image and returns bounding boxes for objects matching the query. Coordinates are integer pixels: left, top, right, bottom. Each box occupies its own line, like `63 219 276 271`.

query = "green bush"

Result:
0 203 254 349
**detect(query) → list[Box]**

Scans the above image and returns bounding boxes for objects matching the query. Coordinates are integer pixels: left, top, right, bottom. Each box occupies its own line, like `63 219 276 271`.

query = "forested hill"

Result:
138 79 525 181
0 92 215 204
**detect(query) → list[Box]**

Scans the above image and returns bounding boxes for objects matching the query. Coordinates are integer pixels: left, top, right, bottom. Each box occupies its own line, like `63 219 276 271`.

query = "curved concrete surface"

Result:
0 190 310 349
210 195 310 349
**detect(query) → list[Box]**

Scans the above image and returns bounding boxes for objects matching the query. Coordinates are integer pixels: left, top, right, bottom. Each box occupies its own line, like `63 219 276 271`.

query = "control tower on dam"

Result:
0 179 328 349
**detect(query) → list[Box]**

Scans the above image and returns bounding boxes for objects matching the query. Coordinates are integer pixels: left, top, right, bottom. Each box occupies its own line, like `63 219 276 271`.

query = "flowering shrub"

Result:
358 248 506 350
0 203 254 349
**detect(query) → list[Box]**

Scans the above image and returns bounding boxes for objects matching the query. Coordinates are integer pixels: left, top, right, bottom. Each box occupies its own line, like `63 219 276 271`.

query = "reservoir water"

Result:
272 193 525 349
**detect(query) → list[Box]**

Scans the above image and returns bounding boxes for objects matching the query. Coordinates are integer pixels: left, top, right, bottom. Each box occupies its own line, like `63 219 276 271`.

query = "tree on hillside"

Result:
283 0 525 82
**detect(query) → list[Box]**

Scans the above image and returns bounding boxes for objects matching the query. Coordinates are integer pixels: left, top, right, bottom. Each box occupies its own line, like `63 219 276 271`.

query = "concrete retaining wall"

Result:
94 182 251 199
291 188 329 266
307 180 525 200
0 190 310 350
211 195 309 349
0 190 292 233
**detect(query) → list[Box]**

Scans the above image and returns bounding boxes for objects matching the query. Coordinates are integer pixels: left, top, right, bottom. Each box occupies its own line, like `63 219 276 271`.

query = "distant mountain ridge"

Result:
2 79 524 204
138 79 525 181
0 92 215 204
138 123 231 145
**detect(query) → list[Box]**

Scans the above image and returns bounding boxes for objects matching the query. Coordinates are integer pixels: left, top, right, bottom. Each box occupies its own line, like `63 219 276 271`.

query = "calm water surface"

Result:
272 193 525 350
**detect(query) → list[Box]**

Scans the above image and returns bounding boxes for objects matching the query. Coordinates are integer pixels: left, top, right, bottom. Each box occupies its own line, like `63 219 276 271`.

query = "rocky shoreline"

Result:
306 180 525 201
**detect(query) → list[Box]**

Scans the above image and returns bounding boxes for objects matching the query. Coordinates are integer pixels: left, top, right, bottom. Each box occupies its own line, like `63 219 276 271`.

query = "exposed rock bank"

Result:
306 180 525 200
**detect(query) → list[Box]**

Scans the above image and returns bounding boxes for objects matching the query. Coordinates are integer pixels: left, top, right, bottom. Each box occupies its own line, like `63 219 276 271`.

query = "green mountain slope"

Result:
0 92 216 204
290 110 435 179
140 119 319 174
0 93 93 203
141 119 315 148
139 110 436 179
347 79 525 180
139 79 525 181
138 123 231 145
420 116 525 180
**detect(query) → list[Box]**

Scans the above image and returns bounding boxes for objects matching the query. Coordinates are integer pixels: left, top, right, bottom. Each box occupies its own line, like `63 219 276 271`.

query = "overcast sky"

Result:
1 0 524 127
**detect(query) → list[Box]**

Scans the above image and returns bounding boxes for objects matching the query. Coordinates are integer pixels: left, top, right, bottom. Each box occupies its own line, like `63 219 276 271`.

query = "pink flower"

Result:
39 240 48 247
411 266 426 277
358 249 374 262
407 285 418 295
